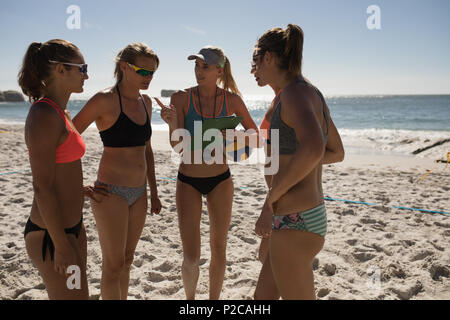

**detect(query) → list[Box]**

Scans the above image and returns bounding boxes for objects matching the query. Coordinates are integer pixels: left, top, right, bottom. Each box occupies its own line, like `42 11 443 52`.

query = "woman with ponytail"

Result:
72 42 162 300
18 39 90 299
251 24 344 299
159 45 257 299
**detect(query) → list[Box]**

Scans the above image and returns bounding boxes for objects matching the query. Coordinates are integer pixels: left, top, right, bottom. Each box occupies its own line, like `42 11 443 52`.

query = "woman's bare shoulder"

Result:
170 89 191 109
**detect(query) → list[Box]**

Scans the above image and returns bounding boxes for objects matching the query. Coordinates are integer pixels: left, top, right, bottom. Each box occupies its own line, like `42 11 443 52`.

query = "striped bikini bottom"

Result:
272 203 327 238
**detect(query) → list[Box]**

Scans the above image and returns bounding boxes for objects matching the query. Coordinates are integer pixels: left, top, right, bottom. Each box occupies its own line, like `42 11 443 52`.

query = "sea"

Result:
1 95 449 157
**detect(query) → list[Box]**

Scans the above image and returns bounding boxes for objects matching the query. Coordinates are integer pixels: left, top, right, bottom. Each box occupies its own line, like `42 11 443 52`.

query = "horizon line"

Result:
2 92 450 103
67 93 450 100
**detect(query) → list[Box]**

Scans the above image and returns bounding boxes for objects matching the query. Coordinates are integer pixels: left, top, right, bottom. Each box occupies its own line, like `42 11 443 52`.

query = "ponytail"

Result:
18 42 48 102
219 57 241 96
284 24 303 77
18 39 80 102
114 47 126 86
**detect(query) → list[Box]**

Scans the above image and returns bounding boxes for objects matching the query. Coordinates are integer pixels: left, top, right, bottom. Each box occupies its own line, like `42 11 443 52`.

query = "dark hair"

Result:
18 39 81 102
114 42 160 86
255 24 304 77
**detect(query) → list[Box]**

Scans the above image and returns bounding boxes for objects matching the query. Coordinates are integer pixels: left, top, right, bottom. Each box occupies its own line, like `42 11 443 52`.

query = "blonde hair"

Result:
114 42 159 85
220 56 241 96
205 47 241 96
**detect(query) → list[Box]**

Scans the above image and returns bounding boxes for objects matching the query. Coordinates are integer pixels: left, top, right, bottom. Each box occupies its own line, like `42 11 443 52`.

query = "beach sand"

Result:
0 124 449 300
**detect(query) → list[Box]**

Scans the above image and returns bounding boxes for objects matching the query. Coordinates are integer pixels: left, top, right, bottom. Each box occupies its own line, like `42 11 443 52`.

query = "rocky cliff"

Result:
161 90 176 98
0 90 25 102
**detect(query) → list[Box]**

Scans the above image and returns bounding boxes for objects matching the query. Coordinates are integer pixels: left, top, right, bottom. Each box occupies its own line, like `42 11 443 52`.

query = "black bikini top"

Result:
99 86 152 148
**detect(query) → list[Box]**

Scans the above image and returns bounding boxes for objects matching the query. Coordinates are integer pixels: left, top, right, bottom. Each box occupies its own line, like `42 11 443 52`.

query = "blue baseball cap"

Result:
188 46 226 68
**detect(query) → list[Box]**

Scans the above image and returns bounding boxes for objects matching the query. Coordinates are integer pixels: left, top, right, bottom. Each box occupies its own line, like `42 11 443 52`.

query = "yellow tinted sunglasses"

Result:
127 62 155 77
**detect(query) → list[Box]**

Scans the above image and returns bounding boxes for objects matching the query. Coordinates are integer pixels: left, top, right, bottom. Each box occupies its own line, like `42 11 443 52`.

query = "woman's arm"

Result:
145 140 158 197
322 112 345 164
228 94 265 148
143 95 162 215
72 92 109 134
72 92 111 201
267 89 326 206
145 139 162 215
230 94 258 132
159 91 186 151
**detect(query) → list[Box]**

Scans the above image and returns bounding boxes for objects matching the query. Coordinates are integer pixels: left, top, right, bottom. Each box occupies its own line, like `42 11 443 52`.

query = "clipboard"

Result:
201 115 243 132
193 116 243 151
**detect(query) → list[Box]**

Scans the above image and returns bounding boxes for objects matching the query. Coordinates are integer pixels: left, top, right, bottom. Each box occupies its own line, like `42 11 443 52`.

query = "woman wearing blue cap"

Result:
159 45 258 300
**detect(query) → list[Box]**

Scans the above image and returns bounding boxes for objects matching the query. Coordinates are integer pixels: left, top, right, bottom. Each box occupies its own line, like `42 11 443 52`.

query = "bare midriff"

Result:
30 160 84 228
97 146 147 186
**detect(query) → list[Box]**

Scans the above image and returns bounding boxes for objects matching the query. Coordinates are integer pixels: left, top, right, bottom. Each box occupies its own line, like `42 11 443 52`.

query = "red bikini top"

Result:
33 98 86 164
259 116 270 140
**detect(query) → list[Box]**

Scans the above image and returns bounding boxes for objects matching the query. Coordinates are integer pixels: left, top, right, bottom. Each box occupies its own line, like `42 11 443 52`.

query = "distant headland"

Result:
0 90 25 102
161 90 176 98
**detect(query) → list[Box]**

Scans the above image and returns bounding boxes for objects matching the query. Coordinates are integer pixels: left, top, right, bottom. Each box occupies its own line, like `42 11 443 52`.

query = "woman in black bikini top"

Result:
73 42 162 300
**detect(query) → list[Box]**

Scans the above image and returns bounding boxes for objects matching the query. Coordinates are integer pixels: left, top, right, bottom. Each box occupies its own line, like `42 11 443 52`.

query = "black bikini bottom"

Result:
24 217 83 261
177 169 231 195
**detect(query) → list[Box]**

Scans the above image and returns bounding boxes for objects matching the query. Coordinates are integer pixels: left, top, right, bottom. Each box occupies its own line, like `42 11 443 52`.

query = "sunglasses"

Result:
251 54 262 70
127 62 155 77
49 60 88 75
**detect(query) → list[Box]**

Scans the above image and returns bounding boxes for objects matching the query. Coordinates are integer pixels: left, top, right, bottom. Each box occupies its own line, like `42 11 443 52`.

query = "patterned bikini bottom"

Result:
95 180 147 207
272 203 327 238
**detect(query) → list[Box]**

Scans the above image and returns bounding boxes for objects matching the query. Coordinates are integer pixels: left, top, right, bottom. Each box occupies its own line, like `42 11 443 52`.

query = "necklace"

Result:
197 86 218 122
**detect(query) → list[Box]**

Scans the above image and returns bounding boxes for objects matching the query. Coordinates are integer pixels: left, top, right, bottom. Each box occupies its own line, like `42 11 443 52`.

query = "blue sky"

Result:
1 0 449 98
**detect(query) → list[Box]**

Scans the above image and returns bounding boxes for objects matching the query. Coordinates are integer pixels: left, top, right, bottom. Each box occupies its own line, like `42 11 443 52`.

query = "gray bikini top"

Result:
269 80 329 155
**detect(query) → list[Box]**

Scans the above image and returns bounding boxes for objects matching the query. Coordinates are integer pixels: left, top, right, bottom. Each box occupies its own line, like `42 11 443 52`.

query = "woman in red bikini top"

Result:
18 39 92 300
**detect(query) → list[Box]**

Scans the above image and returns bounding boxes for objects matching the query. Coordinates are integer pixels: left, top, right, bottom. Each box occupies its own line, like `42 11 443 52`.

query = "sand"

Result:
0 124 449 300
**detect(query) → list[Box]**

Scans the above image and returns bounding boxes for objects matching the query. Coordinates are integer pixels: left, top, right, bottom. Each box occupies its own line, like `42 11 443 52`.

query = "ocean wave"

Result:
0 119 25 125
339 128 450 159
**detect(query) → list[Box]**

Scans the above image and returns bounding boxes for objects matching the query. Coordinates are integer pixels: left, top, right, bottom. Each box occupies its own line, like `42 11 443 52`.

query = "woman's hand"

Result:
265 187 278 212
154 97 177 128
53 242 78 276
150 194 162 215
84 184 110 203
255 203 273 239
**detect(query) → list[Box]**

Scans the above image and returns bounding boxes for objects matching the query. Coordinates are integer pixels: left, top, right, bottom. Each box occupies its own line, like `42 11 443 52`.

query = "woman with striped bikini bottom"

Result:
252 24 344 300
